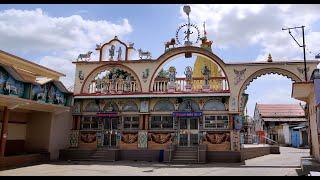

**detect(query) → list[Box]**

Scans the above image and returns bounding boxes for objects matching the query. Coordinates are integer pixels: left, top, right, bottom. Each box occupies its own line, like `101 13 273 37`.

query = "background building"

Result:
0 50 73 169
253 103 307 147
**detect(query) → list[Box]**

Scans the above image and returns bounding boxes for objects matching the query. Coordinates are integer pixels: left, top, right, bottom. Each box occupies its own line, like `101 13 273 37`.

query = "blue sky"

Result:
0 4 319 116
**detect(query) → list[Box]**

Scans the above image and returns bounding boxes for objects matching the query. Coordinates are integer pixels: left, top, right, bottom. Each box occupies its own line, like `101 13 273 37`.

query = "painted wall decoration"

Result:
297 67 309 75
234 115 243 130
32 84 47 102
202 132 230 144
47 83 66 105
122 101 139 112
0 68 8 94
3 76 25 98
234 69 246 85
102 101 119 112
203 100 226 111
84 101 100 112
100 36 128 61
121 133 138 144
178 100 200 112
138 131 148 149
231 130 241 151
80 132 96 144
79 70 84 81
153 100 175 112
148 133 172 144
142 69 149 83
140 101 149 113
69 130 80 148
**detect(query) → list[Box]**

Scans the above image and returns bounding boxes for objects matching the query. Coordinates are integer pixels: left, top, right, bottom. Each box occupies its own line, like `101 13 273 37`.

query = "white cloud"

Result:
0 8 133 90
181 4 320 61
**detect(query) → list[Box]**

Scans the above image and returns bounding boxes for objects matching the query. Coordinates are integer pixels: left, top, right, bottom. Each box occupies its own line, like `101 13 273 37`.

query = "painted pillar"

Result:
144 114 149 130
0 107 9 157
76 116 81 130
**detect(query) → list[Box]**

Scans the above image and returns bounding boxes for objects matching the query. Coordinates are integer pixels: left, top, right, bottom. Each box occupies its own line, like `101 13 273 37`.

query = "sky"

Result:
0 4 320 116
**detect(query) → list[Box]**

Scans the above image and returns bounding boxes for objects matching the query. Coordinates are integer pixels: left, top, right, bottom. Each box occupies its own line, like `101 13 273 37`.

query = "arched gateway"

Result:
67 7 319 163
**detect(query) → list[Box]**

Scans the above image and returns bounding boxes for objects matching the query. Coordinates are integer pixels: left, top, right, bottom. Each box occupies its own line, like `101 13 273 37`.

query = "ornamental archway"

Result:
80 64 142 94
149 46 230 92
237 67 303 112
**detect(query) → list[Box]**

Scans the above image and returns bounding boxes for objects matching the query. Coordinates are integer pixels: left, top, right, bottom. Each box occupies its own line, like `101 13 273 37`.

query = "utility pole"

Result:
282 26 308 82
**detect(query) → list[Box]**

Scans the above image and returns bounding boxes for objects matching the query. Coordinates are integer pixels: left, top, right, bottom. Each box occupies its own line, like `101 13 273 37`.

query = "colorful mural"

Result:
0 67 25 97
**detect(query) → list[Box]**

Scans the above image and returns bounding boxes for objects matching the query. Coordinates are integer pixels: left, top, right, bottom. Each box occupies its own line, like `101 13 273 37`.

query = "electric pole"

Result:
282 26 308 82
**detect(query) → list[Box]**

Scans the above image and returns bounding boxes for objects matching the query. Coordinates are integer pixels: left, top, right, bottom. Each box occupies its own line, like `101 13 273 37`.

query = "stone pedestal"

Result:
168 82 176 93
202 84 210 92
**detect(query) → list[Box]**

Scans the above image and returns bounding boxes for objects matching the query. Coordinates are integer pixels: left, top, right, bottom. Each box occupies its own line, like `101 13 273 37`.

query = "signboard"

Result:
96 112 118 117
173 112 202 117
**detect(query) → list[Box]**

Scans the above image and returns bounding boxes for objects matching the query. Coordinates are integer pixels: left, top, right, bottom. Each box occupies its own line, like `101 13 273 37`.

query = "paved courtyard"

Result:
0 147 309 176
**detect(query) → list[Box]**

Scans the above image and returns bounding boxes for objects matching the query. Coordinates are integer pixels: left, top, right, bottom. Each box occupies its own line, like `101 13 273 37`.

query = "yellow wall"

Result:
7 123 27 140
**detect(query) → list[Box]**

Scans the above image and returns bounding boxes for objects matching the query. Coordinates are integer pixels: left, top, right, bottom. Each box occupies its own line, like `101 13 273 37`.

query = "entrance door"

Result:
102 117 119 148
178 117 199 146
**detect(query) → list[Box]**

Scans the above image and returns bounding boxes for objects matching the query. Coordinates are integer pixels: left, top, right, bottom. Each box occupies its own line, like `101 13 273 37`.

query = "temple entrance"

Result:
100 116 119 148
178 117 199 147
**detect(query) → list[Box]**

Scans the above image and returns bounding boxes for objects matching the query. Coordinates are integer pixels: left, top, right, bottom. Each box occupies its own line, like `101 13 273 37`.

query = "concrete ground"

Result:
0 147 310 176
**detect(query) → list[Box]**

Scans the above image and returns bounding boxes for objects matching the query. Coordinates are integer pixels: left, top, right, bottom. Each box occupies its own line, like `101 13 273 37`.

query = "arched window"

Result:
122 101 139 112
84 101 100 112
203 100 226 111
178 100 200 112
103 101 119 112
154 100 175 111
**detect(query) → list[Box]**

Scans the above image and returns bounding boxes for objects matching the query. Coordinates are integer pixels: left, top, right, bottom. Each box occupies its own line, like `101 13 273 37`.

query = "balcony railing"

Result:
88 81 138 94
152 77 229 93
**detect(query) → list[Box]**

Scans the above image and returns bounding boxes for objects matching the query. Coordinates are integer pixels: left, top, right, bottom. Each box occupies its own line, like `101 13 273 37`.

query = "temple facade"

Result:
64 30 319 162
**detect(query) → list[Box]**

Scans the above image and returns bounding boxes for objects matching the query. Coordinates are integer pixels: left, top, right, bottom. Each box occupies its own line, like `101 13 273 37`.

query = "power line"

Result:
282 26 308 81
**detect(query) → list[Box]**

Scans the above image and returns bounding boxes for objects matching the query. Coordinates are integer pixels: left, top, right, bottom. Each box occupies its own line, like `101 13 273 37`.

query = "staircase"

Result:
171 146 199 163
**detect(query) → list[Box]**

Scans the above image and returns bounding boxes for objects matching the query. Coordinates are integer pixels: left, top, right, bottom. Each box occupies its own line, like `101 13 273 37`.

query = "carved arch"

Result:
153 100 175 111
149 46 230 91
80 64 142 94
237 67 303 112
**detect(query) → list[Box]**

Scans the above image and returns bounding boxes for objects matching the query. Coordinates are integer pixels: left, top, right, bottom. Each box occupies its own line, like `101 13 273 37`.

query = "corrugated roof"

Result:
257 104 305 117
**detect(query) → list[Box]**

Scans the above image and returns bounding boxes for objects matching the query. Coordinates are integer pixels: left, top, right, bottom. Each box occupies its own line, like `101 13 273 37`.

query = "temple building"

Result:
0 50 73 169
61 28 318 162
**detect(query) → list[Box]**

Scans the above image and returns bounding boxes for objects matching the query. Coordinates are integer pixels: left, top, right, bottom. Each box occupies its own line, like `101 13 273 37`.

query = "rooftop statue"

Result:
77 51 92 61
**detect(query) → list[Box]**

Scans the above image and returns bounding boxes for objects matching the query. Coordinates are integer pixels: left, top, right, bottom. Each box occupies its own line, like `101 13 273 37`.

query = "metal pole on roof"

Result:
282 26 308 82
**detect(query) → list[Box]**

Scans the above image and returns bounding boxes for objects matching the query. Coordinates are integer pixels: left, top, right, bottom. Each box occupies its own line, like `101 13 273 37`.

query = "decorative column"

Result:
76 116 81 130
144 114 149 130
0 107 9 157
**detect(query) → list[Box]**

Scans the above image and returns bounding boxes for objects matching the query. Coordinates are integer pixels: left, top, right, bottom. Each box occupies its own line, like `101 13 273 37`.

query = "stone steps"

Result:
171 146 199 163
